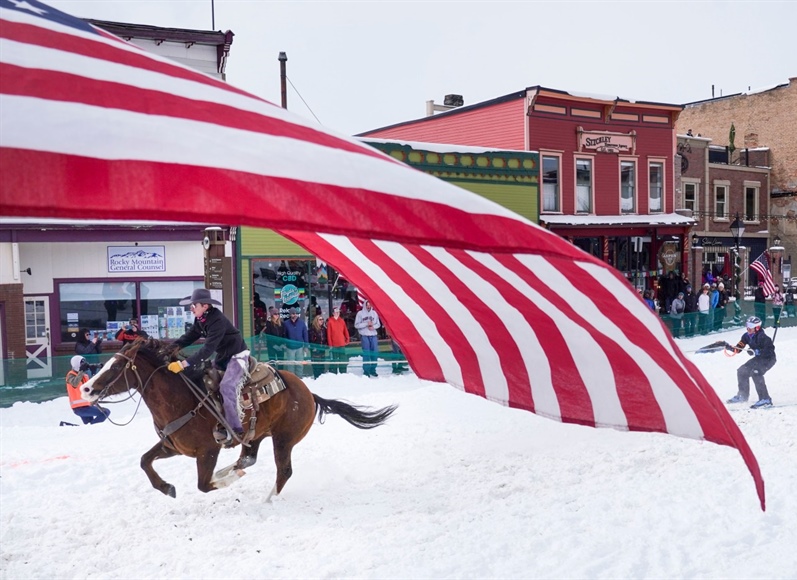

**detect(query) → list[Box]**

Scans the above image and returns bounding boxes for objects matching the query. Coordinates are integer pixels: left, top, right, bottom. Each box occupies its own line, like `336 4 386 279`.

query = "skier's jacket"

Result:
66 370 90 409
734 330 776 362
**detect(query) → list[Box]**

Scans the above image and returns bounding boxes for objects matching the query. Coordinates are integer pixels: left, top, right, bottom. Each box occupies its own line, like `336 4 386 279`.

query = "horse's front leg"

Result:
140 441 180 498
200 446 244 491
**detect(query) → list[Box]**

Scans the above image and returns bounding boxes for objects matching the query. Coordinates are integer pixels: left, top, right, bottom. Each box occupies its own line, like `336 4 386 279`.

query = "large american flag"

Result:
750 251 777 297
0 0 765 508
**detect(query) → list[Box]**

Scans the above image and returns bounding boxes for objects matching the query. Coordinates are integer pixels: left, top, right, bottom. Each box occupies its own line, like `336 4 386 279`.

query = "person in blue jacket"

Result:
726 316 777 409
283 307 308 376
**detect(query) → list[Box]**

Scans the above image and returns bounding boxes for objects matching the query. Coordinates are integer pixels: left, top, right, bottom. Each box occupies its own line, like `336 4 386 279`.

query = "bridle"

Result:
91 347 168 426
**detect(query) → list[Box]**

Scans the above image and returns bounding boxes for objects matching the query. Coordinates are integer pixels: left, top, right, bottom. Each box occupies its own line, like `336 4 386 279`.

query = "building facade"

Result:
0 21 235 389
360 87 693 293
677 78 797 277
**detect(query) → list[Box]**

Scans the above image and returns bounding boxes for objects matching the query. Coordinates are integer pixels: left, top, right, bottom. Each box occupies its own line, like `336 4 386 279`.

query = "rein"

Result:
94 346 231 443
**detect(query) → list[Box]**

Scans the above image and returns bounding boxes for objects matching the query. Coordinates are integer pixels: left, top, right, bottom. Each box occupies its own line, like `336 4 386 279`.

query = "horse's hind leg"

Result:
141 442 180 498
267 435 296 502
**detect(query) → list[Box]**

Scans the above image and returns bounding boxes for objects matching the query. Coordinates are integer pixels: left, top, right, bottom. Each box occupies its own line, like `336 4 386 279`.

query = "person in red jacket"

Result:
326 306 350 374
65 356 110 425
114 318 148 345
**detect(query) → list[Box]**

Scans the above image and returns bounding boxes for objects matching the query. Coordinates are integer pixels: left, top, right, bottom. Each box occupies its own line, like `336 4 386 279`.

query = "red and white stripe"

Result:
0 1 764 508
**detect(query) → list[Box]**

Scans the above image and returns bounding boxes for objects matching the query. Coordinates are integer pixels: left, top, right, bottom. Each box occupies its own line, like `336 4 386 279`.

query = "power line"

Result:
286 76 321 124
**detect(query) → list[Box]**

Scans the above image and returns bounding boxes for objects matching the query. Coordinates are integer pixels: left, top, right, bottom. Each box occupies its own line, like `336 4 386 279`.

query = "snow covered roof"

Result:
540 213 696 227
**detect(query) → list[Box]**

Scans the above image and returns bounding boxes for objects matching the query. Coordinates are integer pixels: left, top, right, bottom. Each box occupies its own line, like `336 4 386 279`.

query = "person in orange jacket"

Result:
65 355 110 425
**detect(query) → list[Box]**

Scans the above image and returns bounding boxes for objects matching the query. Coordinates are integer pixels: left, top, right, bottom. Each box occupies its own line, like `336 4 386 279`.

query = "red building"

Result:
360 87 694 292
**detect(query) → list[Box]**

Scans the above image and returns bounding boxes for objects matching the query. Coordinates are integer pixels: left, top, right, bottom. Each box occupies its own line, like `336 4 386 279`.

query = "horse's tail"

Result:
312 394 396 430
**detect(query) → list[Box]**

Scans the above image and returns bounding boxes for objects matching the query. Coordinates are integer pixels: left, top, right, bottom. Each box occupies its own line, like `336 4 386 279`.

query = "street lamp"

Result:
729 213 745 324
773 236 782 247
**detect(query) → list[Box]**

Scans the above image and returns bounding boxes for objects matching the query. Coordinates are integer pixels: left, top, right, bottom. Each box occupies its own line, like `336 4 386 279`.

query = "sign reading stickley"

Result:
577 127 636 154
107 246 166 273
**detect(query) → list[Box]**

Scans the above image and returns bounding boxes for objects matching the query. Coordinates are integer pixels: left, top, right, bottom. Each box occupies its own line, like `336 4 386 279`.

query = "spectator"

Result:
713 282 728 332
669 291 685 338
785 285 795 319
283 307 308 376
340 292 360 339
308 313 328 379
326 306 350 374
662 271 679 315
306 296 322 320
75 328 102 357
771 284 784 326
697 284 711 335
261 309 287 363
753 282 768 327
168 288 249 447
683 285 698 337
65 355 110 425
642 290 656 311
115 318 148 346
355 300 381 377
725 316 776 409
252 292 267 335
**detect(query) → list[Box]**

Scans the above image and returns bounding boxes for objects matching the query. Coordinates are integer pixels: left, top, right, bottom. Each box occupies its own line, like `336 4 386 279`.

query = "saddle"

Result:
201 358 287 445
203 358 286 405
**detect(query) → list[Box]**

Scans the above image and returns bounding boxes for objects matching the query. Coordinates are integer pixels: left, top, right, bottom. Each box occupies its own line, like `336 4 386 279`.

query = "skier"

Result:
725 316 777 409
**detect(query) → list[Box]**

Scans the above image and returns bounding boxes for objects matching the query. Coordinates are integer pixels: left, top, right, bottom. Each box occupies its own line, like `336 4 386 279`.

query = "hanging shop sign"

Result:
577 127 636 154
107 246 165 273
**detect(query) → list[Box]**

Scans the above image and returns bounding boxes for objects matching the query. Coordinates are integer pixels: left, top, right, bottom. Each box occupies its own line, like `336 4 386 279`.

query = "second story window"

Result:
744 183 760 221
620 160 636 213
576 158 592 213
542 155 560 212
684 182 698 213
714 184 727 219
649 162 663 213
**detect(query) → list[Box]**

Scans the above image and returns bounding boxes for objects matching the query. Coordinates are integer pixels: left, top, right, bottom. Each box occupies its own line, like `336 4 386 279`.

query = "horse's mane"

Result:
127 337 174 368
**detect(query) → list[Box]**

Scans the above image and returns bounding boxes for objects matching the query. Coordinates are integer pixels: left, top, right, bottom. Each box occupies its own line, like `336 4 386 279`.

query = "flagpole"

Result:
211 0 215 29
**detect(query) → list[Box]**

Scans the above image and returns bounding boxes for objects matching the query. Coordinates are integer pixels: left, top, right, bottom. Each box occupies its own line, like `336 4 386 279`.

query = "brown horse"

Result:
80 337 396 499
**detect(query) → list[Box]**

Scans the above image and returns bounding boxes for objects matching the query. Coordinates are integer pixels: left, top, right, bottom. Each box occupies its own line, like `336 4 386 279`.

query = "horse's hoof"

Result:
162 484 176 498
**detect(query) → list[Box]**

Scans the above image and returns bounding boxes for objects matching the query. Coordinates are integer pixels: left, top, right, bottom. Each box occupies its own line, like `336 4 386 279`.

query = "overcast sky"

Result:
49 0 796 136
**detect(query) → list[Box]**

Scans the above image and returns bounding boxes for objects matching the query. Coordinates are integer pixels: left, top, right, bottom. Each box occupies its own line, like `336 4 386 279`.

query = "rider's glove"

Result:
167 361 185 373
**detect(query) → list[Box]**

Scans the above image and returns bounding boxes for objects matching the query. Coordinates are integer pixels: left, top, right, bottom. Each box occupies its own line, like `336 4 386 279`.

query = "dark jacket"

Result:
754 286 767 303
738 330 776 361
174 306 247 370
75 337 102 356
683 292 699 313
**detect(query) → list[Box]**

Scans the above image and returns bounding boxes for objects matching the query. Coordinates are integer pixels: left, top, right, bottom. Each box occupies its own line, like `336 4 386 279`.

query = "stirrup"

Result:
213 427 232 446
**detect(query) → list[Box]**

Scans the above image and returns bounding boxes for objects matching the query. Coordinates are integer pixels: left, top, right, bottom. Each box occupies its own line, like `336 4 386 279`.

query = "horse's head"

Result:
81 337 164 402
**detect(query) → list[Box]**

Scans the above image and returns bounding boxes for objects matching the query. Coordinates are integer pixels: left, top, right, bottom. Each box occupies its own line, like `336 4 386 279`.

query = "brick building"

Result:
360 87 694 293
677 78 797 279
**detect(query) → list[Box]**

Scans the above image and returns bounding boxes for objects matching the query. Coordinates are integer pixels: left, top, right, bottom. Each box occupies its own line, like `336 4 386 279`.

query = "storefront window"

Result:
59 280 203 342
252 259 352 319
576 158 592 213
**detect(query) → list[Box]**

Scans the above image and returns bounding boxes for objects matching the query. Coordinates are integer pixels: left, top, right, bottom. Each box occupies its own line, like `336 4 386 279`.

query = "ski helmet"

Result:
746 316 762 332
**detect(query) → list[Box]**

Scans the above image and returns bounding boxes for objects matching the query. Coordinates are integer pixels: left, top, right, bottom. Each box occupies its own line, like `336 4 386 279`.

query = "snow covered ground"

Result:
1 327 795 579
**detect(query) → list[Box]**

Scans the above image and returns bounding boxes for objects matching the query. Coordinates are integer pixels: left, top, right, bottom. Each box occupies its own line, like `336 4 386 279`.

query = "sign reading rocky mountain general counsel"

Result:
107 246 166 273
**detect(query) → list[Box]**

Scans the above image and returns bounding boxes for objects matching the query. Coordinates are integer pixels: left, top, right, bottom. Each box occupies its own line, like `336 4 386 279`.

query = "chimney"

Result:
443 94 464 107
426 95 464 116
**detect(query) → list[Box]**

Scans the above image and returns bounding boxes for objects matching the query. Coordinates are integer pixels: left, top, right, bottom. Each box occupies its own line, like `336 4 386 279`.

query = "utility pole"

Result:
278 52 288 109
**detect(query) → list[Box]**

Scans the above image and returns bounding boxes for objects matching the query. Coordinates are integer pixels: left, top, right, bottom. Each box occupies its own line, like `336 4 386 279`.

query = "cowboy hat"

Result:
179 288 222 306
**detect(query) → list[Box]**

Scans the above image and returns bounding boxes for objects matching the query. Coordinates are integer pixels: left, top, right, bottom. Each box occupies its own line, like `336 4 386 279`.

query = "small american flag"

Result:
750 251 777 297
0 0 765 508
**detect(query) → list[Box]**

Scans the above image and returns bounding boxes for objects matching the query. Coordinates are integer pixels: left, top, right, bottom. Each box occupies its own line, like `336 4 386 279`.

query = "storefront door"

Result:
25 296 52 379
